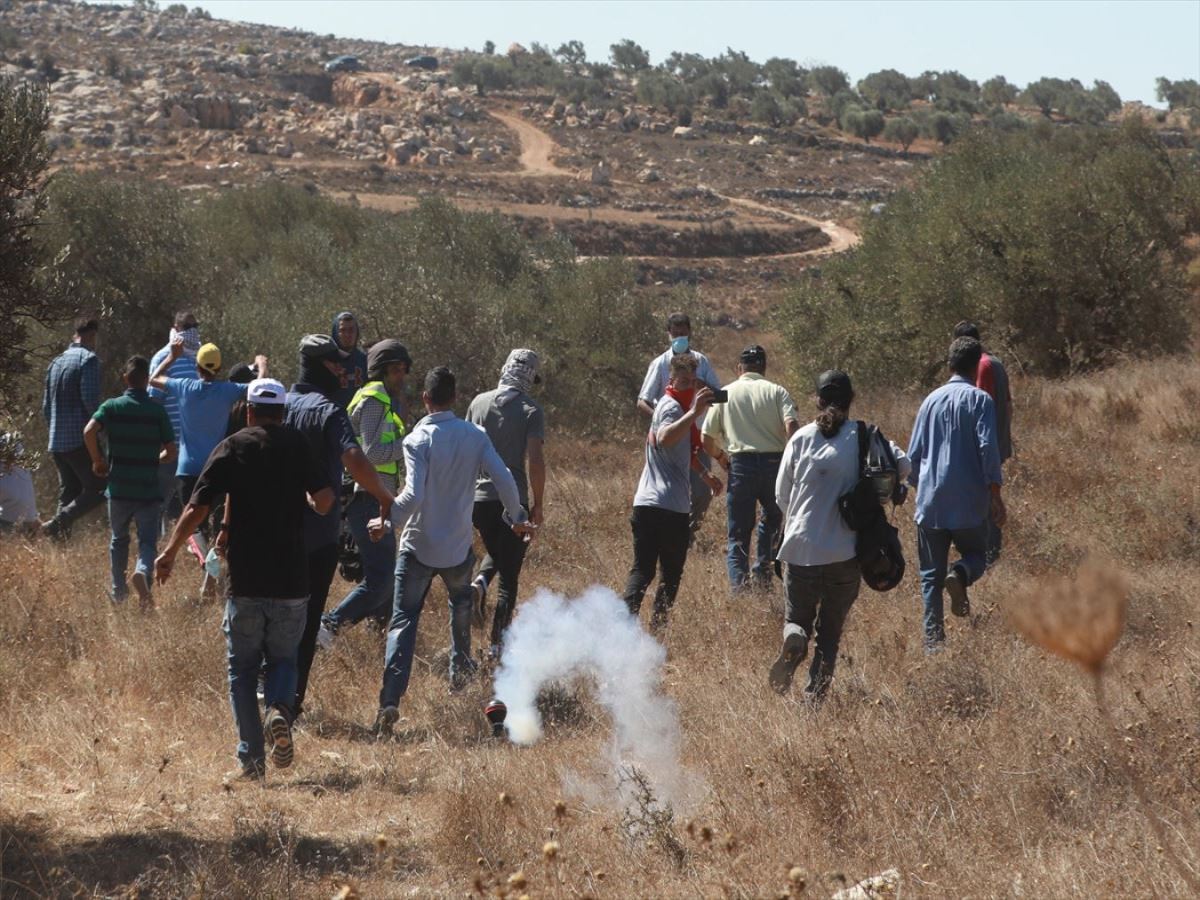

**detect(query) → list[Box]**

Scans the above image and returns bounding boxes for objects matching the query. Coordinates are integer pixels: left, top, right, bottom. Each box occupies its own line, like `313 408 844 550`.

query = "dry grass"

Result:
3 358 1200 897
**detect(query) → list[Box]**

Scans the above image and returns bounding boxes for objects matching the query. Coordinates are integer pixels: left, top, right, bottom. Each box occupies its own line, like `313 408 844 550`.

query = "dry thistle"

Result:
788 866 806 887
507 871 527 890
331 886 360 900
553 799 567 818
499 791 514 806
373 834 389 852
542 840 560 860
1007 561 1128 673
699 825 713 843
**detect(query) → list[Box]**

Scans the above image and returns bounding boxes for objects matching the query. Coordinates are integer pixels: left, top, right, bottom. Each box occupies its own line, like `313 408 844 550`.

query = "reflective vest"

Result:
347 381 405 476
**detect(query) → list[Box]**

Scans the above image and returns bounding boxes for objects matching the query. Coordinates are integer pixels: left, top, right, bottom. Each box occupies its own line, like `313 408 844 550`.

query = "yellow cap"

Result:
196 342 222 375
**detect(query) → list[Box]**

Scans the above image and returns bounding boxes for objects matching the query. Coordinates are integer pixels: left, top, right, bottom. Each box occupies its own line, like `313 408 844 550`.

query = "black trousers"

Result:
783 559 861 698
293 542 339 716
622 506 690 625
472 500 529 647
49 447 106 532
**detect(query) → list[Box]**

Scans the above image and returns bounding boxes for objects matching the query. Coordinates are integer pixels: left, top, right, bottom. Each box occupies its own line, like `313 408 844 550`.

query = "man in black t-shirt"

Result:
155 378 333 782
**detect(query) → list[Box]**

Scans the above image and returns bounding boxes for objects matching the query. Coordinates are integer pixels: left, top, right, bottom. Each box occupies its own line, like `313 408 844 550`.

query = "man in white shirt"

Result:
371 366 534 735
637 312 721 541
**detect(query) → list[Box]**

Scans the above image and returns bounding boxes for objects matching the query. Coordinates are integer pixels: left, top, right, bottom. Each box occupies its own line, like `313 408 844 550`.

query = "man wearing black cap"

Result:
285 334 396 719
702 345 799 593
319 339 413 644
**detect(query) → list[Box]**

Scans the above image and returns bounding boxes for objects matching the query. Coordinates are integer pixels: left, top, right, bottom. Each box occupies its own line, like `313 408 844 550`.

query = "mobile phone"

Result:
711 389 728 403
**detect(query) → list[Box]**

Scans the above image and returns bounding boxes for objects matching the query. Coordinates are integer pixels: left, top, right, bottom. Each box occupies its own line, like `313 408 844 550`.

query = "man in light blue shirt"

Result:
907 337 1006 649
372 366 533 735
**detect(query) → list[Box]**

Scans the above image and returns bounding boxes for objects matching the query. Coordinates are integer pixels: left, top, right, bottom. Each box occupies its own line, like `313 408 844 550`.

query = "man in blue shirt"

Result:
371 366 533 736
42 318 106 540
149 312 201 525
906 337 1006 649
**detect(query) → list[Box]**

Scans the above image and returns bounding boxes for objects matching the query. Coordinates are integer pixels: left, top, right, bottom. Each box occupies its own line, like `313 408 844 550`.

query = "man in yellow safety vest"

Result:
319 339 412 645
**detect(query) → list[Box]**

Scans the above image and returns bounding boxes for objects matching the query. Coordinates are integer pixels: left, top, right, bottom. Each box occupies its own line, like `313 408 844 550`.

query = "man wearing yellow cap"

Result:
151 337 268 591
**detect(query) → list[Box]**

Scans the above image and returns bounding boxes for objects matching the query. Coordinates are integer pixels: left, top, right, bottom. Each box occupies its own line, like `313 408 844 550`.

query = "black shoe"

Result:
265 706 293 769
945 566 970 617
769 627 809 694
374 705 399 737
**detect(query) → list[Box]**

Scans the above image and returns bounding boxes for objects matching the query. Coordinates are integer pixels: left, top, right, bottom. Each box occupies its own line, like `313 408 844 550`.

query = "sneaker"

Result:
768 626 809 694
945 565 970 617
224 760 265 784
374 705 399 737
449 657 479 694
649 607 669 633
264 706 294 769
131 571 152 609
316 623 336 651
471 575 488 627
40 519 67 543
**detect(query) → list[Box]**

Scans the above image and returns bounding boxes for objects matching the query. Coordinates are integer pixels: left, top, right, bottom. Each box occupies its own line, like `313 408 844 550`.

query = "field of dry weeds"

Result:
2 358 1199 898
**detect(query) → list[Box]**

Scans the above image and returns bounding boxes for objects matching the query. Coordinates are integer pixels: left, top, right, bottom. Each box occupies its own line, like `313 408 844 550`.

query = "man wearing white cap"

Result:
155 378 334 782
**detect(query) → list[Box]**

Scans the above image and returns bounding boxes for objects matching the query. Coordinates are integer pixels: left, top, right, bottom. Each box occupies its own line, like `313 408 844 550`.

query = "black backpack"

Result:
837 421 906 592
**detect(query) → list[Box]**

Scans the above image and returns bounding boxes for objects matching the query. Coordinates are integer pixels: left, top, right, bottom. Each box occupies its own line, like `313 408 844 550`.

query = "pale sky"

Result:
187 0 1199 106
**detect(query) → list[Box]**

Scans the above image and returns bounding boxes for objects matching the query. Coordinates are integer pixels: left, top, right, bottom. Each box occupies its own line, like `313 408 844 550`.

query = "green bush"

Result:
882 116 919 150
35 180 665 431
857 69 912 111
772 121 1199 388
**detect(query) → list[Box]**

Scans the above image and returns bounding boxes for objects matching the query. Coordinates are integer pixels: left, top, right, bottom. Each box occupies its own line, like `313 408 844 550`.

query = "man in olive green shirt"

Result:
702 345 799 592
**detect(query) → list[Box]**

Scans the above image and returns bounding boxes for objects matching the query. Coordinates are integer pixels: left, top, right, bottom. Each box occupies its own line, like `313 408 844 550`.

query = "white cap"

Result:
247 377 288 406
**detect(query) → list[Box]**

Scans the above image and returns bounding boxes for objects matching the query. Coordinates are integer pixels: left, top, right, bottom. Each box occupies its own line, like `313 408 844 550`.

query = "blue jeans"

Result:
223 595 307 767
726 452 784 591
324 493 397 633
379 549 475 709
917 521 988 646
108 497 162 601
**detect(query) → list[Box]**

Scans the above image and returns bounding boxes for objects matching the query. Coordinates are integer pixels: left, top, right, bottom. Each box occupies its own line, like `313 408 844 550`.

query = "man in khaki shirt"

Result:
702 345 799 592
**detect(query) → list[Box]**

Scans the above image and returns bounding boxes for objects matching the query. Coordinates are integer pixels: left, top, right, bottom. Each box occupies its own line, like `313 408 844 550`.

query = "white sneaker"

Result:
471 575 488 626
316 623 336 650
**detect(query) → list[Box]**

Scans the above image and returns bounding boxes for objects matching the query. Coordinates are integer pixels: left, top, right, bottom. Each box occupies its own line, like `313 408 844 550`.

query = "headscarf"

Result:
496 348 540 405
169 326 201 355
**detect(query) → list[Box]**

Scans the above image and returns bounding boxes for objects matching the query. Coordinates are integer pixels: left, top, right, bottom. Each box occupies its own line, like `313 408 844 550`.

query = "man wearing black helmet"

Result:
319 339 413 645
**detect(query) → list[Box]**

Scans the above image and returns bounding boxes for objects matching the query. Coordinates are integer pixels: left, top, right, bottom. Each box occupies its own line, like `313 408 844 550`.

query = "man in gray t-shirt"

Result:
623 353 721 632
466 349 547 657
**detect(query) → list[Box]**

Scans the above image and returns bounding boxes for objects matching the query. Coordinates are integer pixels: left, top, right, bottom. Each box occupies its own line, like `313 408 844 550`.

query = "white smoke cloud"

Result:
493 586 694 805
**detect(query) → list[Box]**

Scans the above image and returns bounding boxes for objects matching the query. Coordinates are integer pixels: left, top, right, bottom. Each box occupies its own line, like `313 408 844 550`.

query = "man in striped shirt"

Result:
84 356 176 607
42 318 106 540
149 312 200 523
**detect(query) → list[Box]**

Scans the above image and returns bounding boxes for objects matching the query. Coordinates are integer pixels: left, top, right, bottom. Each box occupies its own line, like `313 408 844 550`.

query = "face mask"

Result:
671 336 689 354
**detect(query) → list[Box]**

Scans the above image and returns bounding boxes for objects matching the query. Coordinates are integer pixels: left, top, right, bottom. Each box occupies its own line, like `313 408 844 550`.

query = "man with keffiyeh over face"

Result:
466 349 547 660
623 353 722 632
149 312 201 523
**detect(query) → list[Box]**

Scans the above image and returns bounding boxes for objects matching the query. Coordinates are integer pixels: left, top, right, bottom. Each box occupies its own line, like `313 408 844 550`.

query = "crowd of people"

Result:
12 307 1011 781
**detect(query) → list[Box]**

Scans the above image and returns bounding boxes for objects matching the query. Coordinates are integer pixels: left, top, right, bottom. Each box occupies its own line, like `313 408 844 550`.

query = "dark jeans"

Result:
158 461 181 532
622 505 690 626
379 549 476 709
784 559 861 698
293 542 339 716
224 595 307 768
986 517 1002 565
324 492 397 633
108 497 161 601
726 452 783 591
48 447 106 533
917 521 988 646
472 499 529 648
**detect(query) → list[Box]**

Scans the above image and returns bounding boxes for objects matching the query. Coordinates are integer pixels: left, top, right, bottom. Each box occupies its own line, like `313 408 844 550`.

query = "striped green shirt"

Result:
93 389 174 500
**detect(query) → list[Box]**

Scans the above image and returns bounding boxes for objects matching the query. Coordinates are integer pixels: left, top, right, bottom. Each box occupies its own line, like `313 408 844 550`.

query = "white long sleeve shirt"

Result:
387 410 527 568
775 421 910 567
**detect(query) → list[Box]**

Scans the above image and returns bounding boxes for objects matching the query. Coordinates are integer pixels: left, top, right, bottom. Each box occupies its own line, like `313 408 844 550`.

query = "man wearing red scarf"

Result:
623 354 722 632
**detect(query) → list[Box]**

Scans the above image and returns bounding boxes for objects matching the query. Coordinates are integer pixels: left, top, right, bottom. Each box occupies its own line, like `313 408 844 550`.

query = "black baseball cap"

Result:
816 370 854 406
740 345 767 366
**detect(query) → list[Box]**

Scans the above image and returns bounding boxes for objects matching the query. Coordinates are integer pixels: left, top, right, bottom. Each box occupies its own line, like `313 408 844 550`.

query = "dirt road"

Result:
487 109 860 257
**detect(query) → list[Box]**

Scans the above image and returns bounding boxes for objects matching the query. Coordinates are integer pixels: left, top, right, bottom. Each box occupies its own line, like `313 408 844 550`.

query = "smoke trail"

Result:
493 586 689 803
